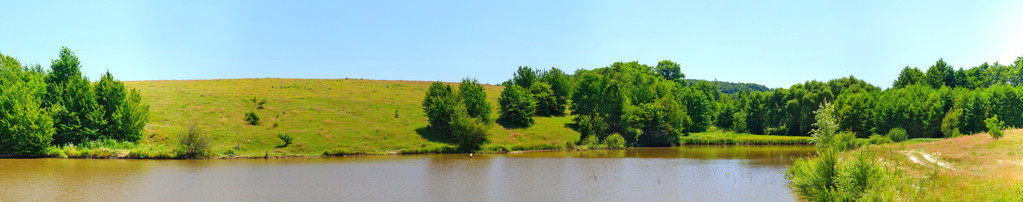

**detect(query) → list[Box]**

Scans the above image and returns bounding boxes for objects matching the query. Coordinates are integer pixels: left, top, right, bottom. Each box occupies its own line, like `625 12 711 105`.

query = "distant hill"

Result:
684 79 770 94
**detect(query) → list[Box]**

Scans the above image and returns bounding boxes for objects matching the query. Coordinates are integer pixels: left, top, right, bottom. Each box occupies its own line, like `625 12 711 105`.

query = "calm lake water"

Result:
0 146 814 201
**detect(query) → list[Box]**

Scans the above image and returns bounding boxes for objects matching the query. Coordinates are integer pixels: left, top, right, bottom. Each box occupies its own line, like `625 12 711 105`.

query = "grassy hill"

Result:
874 129 1023 200
126 78 579 157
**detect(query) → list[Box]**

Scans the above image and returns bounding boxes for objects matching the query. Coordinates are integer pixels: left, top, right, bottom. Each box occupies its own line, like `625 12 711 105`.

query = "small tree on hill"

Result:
459 78 491 123
498 85 535 127
986 115 1006 139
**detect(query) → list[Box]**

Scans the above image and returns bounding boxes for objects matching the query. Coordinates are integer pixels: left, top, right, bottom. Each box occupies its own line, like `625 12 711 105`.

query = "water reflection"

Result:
0 146 813 201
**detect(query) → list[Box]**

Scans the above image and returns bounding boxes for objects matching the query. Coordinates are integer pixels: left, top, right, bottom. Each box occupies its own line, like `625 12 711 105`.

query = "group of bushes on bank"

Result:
0 47 149 156
422 79 492 151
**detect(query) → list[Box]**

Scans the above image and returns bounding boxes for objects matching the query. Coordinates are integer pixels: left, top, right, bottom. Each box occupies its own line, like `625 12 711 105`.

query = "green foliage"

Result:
459 78 491 123
788 148 902 201
498 85 535 127
250 97 267 109
604 133 627 149
511 66 538 88
684 79 769 94
450 110 490 151
787 147 839 201
539 67 572 115
941 107 964 138
893 66 924 88
277 133 293 148
49 76 105 145
810 102 839 149
95 71 149 142
886 128 908 143
655 60 684 81
0 57 55 156
924 59 956 88
632 96 688 146
529 82 561 116
678 85 712 133
422 82 461 135
580 134 600 148
179 125 212 159
574 114 608 142
985 115 1005 139
868 134 893 145
244 111 260 125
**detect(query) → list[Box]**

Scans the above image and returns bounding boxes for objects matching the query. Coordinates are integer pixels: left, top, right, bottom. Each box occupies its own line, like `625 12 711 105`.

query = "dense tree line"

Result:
684 79 770 94
424 56 1023 150
0 47 149 156
718 57 1023 139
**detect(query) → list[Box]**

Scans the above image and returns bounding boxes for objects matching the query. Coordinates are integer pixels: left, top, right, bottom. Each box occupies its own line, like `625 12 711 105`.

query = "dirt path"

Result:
901 150 954 170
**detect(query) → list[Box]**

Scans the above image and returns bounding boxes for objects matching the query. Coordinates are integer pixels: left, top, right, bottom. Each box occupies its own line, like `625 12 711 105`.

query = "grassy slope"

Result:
873 129 1023 200
126 78 579 157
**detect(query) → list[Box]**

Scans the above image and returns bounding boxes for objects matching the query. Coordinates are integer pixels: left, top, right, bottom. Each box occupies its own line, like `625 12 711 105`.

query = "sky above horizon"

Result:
1 0 1022 88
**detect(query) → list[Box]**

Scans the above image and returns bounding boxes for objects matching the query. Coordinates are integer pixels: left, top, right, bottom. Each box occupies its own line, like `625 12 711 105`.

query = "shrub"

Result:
277 133 293 148
450 112 489 152
604 133 627 149
941 108 964 138
179 125 212 158
251 97 267 109
580 135 600 148
0 65 55 156
422 82 460 136
886 128 908 143
498 85 536 127
986 115 1005 139
244 111 260 125
868 134 893 145
832 131 857 151
530 82 560 116
787 147 839 201
459 78 492 123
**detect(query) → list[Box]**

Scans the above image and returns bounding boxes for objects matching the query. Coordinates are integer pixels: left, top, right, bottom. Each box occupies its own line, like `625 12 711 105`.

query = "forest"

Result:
424 57 1023 149
0 47 149 156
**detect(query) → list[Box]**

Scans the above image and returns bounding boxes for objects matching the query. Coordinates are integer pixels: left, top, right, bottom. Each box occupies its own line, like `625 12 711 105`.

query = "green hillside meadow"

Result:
129 78 580 157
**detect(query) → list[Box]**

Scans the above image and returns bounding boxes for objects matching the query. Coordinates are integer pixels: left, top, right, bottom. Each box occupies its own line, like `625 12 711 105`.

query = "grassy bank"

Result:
872 129 1023 200
680 129 812 145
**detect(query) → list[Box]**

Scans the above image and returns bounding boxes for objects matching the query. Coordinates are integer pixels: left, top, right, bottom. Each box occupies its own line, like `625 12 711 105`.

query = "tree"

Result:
498 85 535 127
678 87 711 133
45 47 105 145
924 59 955 88
94 71 149 141
511 66 537 88
633 96 688 146
655 60 684 81
450 109 489 151
422 82 461 136
458 78 491 123
0 55 54 156
530 82 560 116
986 115 1005 139
539 67 572 115
893 66 924 89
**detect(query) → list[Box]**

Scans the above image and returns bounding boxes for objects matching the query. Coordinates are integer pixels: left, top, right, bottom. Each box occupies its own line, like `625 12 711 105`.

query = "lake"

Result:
0 145 814 201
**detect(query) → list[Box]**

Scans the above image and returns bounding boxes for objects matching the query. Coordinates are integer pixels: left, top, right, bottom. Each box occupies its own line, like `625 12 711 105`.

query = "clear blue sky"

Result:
2 0 1021 88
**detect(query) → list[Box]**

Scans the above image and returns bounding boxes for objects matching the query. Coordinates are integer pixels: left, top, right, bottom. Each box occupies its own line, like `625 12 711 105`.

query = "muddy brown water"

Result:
0 146 814 201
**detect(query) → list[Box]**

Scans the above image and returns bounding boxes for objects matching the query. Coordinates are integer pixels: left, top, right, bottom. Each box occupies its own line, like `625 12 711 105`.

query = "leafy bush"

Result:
498 85 535 127
787 147 839 201
868 134 893 145
459 78 492 123
886 128 908 143
450 111 489 151
179 125 212 158
244 111 260 125
580 135 600 148
0 65 55 156
986 115 1005 139
422 82 460 136
604 133 627 149
277 133 293 148
941 108 964 138
251 97 267 109
530 82 560 116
